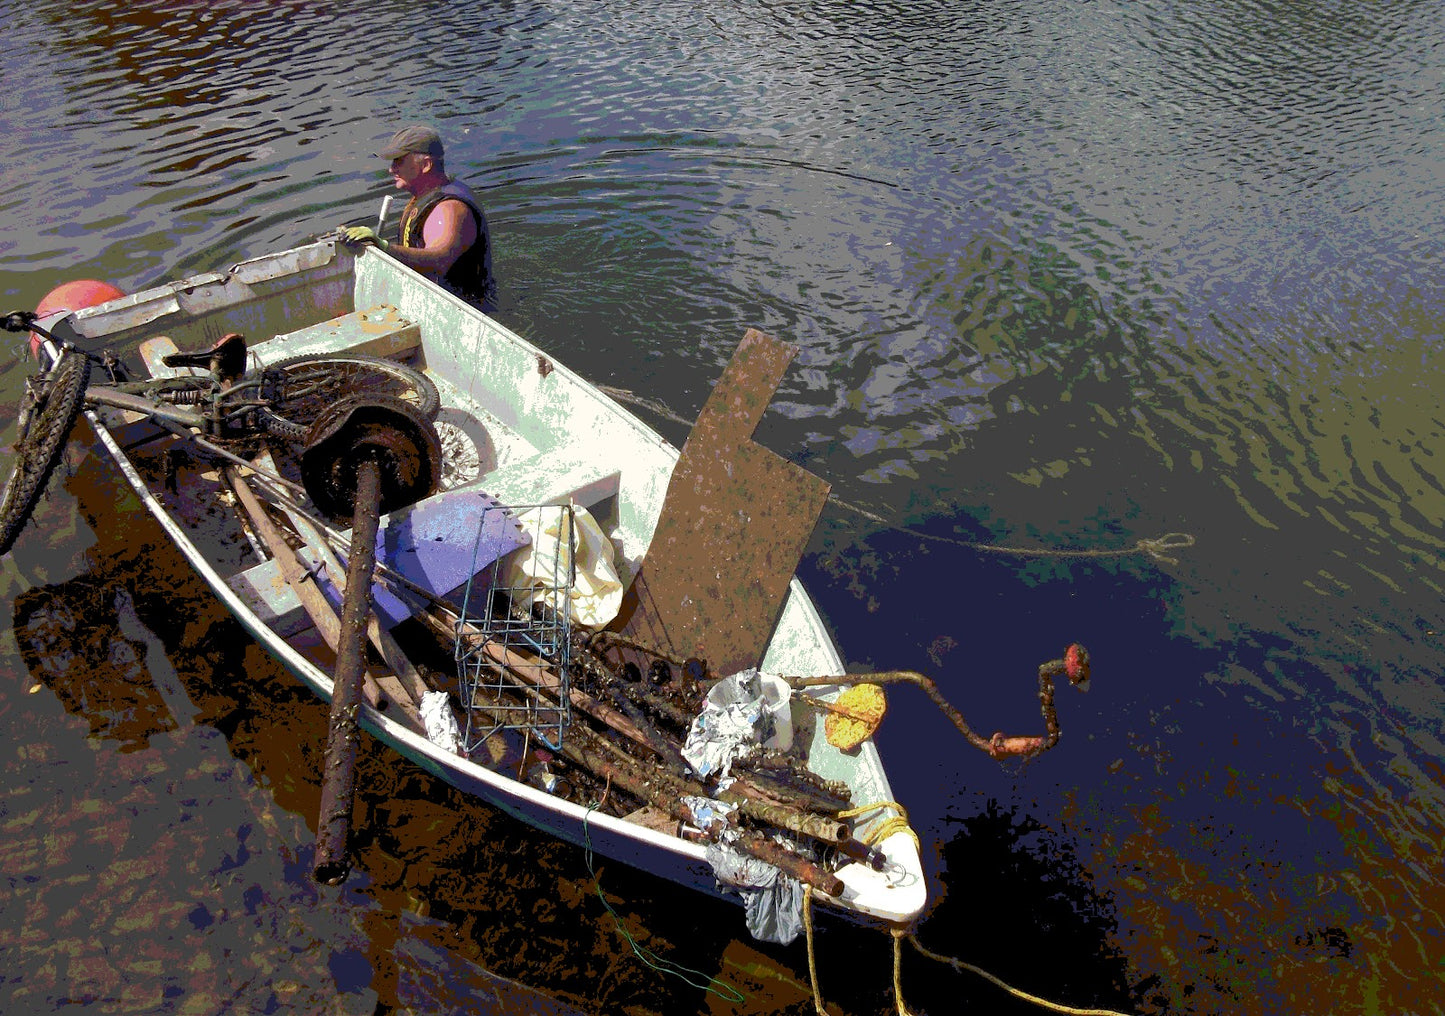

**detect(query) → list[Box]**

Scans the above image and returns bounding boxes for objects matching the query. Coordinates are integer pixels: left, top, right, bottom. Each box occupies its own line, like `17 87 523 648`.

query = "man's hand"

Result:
340 226 389 250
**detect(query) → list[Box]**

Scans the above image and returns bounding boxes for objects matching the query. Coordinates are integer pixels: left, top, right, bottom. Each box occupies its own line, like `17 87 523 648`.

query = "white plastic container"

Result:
759 675 793 751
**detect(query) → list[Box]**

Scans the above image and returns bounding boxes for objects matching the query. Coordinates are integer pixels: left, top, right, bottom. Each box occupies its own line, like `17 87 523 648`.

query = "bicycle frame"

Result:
6 309 437 502
84 385 207 429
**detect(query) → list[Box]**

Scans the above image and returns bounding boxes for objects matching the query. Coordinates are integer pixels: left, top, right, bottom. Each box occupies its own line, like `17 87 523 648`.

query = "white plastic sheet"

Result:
502 502 623 628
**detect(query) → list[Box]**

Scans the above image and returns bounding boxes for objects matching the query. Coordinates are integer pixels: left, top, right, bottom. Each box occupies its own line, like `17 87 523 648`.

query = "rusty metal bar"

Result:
312 459 384 885
785 643 1092 762
224 465 423 734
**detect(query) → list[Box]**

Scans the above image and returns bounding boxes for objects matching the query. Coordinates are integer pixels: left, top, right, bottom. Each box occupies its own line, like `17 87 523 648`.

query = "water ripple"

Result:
3 4 1445 1012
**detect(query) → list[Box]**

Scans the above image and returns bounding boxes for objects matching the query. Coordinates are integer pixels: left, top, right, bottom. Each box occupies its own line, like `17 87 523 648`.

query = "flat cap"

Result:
377 124 444 160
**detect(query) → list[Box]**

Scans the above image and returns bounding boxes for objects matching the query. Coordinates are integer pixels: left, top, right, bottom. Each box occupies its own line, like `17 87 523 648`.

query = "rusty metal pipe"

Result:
563 727 847 897
475 642 854 848
784 644 1090 762
312 458 384 885
458 659 847 894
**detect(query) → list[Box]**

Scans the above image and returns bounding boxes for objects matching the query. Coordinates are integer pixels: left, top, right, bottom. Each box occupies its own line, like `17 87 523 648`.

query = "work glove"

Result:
340 226 389 250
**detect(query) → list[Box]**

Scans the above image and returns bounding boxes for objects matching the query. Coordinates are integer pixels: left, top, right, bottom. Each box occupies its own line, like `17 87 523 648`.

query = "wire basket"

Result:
454 503 575 753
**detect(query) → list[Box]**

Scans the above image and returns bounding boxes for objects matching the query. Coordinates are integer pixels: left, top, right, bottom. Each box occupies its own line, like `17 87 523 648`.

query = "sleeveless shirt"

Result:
398 179 498 311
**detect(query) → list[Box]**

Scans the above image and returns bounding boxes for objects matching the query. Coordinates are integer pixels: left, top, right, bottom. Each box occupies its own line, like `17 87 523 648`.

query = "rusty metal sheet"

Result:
610 329 831 676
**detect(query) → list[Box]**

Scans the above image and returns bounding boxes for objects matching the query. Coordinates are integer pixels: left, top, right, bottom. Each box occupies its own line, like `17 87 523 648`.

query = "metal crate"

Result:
454 503 575 752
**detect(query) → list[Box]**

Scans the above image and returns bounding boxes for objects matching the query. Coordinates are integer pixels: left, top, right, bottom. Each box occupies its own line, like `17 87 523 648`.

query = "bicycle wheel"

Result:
0 351 92 556
253 353 440 441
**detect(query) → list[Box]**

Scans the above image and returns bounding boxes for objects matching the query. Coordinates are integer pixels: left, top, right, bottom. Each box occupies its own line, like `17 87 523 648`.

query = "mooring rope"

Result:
802 885 830 1016
801 796 1135 1016
828 490 1194 566
805 889 1138 1016
595 385 1194 567
597 384 694 428
907 934 1136 1016
891 928 915 1016
581 768 1134 1015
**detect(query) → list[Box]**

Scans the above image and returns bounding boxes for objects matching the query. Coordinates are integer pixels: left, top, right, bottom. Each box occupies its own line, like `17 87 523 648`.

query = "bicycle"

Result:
0 310 440 555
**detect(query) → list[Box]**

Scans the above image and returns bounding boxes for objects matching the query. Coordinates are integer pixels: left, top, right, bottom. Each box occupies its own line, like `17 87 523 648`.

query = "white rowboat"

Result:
26 237 928 930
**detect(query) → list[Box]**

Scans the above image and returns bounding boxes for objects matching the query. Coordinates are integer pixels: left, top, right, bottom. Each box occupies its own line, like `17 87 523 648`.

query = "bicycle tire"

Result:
0 351 92 556
253 353 440 442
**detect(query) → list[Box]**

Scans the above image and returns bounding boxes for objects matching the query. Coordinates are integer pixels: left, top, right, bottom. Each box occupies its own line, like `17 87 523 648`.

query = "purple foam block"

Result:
322 489 530 628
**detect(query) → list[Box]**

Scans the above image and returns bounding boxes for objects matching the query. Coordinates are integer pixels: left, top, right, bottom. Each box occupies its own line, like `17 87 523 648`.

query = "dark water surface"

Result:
2 2 1443 1013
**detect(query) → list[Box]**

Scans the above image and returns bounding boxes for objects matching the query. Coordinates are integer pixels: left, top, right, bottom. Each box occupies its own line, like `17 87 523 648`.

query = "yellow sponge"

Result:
824 683 887 750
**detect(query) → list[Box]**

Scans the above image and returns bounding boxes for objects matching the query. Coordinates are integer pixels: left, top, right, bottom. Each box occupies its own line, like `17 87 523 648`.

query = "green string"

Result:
581 800 746 1005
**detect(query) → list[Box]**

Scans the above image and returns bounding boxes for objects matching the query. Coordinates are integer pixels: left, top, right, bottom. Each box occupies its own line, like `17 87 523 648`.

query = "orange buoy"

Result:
30 279 125 359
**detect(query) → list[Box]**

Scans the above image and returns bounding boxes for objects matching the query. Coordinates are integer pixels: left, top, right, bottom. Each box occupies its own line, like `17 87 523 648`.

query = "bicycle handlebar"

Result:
2 311 39 334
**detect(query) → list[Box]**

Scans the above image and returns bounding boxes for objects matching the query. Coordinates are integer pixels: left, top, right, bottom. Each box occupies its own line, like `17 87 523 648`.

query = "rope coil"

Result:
838 799 920 855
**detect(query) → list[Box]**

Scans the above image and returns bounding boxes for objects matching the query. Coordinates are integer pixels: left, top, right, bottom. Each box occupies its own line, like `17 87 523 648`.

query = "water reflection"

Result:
3 0 1445 1011
13 579 176 748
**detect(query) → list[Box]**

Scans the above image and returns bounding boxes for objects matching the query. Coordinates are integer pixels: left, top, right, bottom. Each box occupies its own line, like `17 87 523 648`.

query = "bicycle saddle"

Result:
161 332 248 380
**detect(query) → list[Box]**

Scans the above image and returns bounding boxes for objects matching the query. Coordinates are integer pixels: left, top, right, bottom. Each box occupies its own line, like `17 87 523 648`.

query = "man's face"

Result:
389 153 431 193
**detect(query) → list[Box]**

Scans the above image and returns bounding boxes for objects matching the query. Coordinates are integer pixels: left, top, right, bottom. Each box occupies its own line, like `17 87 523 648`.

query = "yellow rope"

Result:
868 815 919 851
908 934 1137 1016
820 806 1134 1016
891 927 916 1016
838 799 922 852
831 802 922 1015
802 884 829 1015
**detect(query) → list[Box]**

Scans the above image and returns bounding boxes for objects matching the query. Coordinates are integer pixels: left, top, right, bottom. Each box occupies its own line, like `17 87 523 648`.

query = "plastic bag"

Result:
681 669 793 780
420 691 462 755
705 841 805 945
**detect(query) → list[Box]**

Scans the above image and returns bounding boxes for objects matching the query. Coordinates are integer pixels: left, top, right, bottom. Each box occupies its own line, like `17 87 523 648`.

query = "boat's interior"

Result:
83 250 642 739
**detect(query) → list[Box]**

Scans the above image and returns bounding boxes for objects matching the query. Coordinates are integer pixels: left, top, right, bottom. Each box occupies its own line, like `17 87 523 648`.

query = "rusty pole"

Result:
312 457 384 885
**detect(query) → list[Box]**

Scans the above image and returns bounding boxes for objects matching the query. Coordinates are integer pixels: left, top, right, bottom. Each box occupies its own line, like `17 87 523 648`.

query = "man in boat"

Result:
342 123 498 312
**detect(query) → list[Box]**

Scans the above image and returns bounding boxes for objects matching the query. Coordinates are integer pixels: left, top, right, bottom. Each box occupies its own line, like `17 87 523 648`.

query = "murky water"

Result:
2 1 1443 1013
